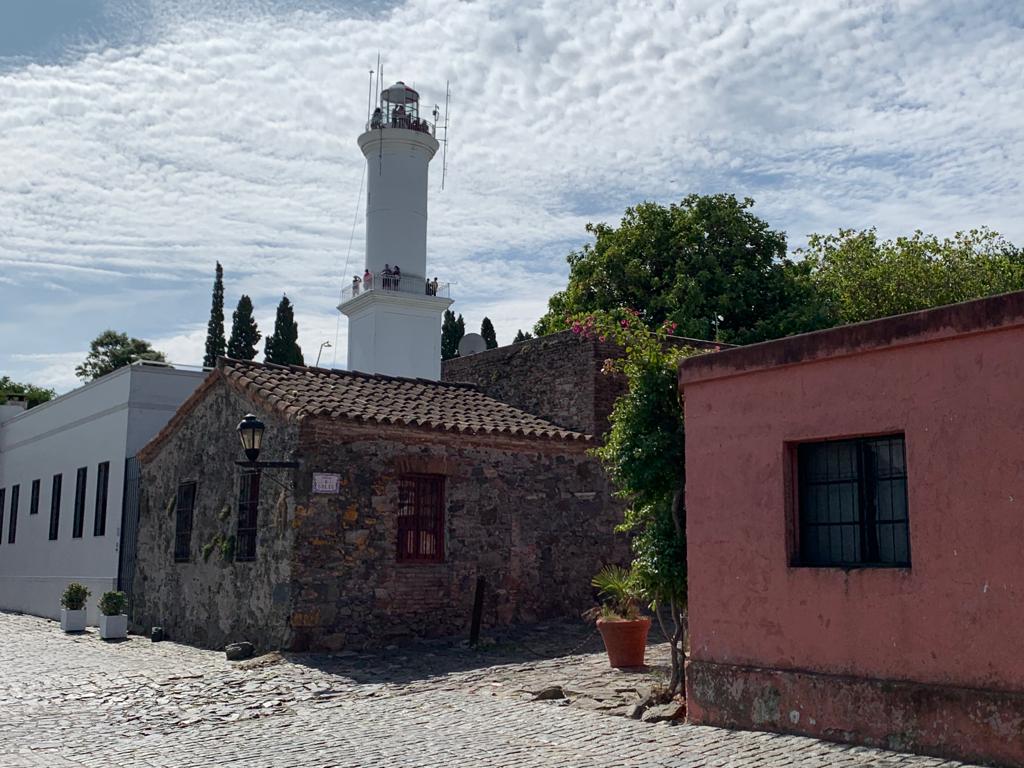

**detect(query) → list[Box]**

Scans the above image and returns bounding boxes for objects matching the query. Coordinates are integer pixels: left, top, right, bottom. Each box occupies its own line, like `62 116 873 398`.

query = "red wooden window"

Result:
397 474 445 563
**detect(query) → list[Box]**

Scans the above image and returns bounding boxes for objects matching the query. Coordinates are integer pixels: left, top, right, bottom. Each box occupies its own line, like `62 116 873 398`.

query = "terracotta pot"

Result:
596 616 651 668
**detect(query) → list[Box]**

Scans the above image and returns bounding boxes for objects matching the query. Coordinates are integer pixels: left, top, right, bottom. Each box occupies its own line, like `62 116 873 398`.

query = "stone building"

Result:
131 358 629 651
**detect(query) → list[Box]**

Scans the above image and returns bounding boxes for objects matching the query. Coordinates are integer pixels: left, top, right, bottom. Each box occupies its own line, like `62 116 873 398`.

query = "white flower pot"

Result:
99 614 128 640
60 608 87 633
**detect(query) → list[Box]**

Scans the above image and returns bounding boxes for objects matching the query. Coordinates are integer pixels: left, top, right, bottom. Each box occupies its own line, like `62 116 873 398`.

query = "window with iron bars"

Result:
173 481 196 562
49 474 62 540
72 466 87 538
94 461 110 536
397 474 445 563
795 434 910 568
8 484 19 544
236 470 260 562
30 479 40 515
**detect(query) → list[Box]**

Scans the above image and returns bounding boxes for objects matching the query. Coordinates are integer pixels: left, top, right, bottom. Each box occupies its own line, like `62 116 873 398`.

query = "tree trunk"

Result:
664 488 688 696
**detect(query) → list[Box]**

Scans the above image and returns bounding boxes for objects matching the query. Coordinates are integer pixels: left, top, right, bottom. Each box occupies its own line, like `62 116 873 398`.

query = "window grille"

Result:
397 474 445 563
173 481 197 562
796 434 910 568
49 474 62 540
30 479 40 515
8 485 19 544
72 467 88 538
236 470 260 562
94 461 110 536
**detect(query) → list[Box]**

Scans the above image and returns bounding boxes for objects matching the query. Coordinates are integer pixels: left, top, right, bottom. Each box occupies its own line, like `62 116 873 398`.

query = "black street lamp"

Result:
235 413 299 473
237 414 264 463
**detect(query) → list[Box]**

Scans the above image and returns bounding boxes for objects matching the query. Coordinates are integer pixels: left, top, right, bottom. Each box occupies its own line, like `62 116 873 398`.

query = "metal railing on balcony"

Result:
365 114 436 136
340 270 450 304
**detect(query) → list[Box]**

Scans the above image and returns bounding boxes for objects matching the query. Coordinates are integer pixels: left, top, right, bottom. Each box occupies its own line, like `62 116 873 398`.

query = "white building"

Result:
339 80 454 380
0 362 205 623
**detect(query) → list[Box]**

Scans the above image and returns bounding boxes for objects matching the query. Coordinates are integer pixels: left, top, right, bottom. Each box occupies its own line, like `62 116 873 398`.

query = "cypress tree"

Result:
455 313 466 355
203 262 226 368
264 295 304 365
441 309 459 361
480 317 498 349
226 295 261 361
513 329 533 343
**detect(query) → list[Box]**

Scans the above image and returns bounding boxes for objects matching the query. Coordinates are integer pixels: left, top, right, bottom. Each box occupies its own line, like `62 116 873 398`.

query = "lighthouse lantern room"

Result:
338 80 452 380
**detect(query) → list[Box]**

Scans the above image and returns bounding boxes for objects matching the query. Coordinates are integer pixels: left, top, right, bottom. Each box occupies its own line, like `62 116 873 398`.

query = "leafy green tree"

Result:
0 377 55 409
802 227 1024 325
227 295 261 361
513 329 533 343
441 309 465 360
75 330 166 381
535 194 827 344
264 295 304 366
480 317 498 349
203 262 226 368
576 309 703 696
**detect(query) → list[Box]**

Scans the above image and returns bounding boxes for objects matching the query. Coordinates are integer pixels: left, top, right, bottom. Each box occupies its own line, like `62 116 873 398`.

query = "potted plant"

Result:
98 591 128 640
60 582 91 633
588 565 651 668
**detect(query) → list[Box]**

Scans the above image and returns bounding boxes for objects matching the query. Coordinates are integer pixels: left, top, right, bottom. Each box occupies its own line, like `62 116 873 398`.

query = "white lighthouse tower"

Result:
338 80 452 380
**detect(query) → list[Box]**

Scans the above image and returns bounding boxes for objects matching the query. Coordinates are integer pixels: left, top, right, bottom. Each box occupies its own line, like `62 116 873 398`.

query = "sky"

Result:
0 0 1021 393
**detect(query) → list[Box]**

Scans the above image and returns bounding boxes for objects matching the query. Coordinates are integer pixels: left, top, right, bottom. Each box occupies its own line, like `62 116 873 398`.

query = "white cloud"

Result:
1 0 1021 392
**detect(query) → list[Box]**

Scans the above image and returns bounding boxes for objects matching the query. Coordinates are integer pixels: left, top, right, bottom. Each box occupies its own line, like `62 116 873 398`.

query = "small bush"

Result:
61 583 91 611
220 535 235 563
99 591 127 616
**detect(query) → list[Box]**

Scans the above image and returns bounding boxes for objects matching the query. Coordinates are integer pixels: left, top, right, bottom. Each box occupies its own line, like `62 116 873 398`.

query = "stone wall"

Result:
131 376 631 653
131 379 300 651
441 331 624 437
442 331 723 438
288 419 630 651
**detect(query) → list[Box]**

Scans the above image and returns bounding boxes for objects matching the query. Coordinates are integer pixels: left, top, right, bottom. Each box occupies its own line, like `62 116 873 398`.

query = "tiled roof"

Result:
219 358 591 442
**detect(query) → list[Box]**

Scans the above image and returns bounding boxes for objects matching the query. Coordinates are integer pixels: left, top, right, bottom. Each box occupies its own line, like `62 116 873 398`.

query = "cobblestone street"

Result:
0 612 979 767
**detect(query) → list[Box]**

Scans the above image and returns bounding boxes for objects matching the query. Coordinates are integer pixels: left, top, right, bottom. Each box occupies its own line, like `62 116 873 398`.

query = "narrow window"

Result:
0 488 5 546
796 434 910 568
173 481 196 562
72 466 87 538
397 474 445 563
8 485 19 544
94 461 110 536
49 474 62 540
236 470 260 562
29 479 40 515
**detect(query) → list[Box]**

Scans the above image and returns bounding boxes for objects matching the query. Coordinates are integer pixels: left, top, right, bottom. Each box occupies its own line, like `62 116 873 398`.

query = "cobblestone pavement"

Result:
0 612 978 767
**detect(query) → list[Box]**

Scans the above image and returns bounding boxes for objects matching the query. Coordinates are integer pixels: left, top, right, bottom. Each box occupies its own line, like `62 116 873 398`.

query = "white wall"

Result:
0 364 204 623
344 292 451 380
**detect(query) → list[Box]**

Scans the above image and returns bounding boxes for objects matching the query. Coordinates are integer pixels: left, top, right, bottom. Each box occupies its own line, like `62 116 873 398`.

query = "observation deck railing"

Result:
364 115 436 136
340 270 450 304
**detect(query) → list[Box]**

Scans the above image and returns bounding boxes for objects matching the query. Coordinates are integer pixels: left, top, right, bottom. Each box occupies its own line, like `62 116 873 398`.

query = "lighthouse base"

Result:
339 291 453 380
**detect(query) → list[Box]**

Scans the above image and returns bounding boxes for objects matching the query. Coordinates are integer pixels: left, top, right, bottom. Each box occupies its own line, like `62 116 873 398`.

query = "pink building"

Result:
679 292 1024 767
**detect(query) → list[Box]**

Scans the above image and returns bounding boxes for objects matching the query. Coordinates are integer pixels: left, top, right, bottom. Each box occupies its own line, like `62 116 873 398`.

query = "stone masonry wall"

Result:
288 419 630 651
131 380 300 651
442 331 722 439
441 331 624 437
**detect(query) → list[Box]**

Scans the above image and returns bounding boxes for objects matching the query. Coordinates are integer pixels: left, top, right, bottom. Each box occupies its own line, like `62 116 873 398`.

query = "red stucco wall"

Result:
683 321 1024 692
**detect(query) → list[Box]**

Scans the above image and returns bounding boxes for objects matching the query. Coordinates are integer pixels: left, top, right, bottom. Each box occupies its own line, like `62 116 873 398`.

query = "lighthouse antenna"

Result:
366 68 374 122
440 80 451 190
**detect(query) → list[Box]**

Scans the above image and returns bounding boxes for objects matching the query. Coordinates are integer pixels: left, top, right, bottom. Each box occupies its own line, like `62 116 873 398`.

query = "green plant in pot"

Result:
98 591 128 640
587 565 651 668
60 583 91 633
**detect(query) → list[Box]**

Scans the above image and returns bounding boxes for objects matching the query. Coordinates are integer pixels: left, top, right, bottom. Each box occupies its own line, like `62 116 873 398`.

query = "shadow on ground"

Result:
285 617 672 689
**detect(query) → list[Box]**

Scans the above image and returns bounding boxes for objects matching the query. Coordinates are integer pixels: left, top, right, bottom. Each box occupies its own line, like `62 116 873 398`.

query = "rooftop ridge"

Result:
217 357 481 392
